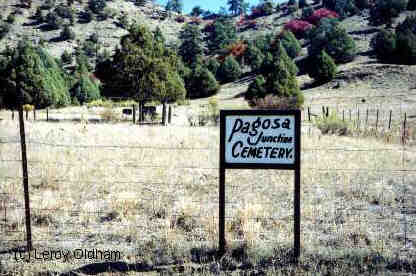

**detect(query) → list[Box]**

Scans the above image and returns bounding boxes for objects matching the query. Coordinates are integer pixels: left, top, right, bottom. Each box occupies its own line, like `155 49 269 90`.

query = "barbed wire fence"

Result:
0 103 415 272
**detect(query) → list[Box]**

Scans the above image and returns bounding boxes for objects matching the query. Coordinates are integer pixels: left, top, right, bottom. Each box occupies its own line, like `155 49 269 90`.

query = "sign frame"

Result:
219 109 301 262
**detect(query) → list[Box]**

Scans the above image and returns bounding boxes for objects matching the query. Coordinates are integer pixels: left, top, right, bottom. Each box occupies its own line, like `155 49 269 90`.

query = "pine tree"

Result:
246 41 303 109
179 24 203 66
217 55 242 83
308 50 337 83
166 0 183 13
185 65 219 98
244 43 264 72
280 30 301 59
228 0 245 15
103 24 186 104
207 17 237 52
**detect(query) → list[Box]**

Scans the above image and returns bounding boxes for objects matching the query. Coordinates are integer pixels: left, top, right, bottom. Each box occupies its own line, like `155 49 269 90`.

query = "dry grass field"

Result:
0 111 415 274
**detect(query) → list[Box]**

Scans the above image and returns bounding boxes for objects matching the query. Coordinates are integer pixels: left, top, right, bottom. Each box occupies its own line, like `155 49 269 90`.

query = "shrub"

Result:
118 15 130 29
23 104 34 112
370 0 408 27
308 50 337 83
315 112 350 135
245 75 267 104
176 15 186 23
408 0 416 10
205 58 220 76
244 44 265 72
395 15 416 64
370 28 397 62
251 94 303 109
323 0 357 17
71 73 101 104
0 23 10 40
60 25 75 41
80 10 93 23
54 6 73 19
284 19 313 38
308 18 356 63
217 55 242 83
41 0 55 10
7 14 15 24
301 6 314 20
61 50 73 64
82 40 96 57
88 0 106 14
307 8 339 25
355 0 370 9
280 30 302 59
46 11 64 29
299 0 308 9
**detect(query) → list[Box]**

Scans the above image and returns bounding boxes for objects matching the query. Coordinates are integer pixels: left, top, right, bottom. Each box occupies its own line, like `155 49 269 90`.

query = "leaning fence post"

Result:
388 110 392 129
326 106 329 117
322 106 325 118
17 78 33 251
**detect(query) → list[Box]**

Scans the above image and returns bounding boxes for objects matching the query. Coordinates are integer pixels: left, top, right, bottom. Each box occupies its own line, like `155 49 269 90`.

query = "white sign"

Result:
225 115 296 164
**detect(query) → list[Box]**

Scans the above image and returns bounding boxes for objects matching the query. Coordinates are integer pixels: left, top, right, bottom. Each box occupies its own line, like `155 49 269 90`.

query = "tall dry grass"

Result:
0 118 415 274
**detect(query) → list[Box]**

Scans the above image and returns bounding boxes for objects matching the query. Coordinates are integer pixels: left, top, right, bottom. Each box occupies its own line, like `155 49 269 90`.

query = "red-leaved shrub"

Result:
175 15 186 23
284 20 313 38
307 8 339 25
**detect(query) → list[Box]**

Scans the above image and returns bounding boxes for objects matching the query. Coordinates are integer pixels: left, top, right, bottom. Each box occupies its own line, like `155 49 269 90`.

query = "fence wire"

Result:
0 110 415 273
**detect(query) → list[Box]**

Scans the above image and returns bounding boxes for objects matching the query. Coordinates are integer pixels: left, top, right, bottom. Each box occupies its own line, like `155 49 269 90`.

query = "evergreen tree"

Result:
0 41 71 109
280 30 301 59
370 28 397 62
308 18 356 63
179 24 203 66
228 0 245 15
308 50 337 83
190 6 204 16
370 0 408 27
395 15 416 64
166 0 183 13
103 24 186 104
60 25 76 41
207 17 237 52
185 65 219 98
61 49 73 64
244 43 264 72
217 55 242 83
88 0 106 14
246 41 303 109
205 58 220 76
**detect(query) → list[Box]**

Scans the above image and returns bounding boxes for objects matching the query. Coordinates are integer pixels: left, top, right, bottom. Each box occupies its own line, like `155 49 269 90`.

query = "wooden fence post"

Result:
17 77 33 251
365 109 368 127
307 107 311 122
322 106 325 118
403 113 407 145
12 110 14 120
25 110 28 121
349 109 351 121
376 109 379 130
46 108 49 122
162 102 167 126
33 108 36 121
342 110 345 122
132 104 136 124
388 110 392 129
168 105 172 124
357 108 360 129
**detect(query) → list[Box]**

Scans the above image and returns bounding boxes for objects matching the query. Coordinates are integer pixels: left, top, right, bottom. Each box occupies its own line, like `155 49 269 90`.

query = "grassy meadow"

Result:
0 114 415 275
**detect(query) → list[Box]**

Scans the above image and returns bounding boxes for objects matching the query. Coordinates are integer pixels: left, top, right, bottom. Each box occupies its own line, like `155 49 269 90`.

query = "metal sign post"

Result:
219 109 301 262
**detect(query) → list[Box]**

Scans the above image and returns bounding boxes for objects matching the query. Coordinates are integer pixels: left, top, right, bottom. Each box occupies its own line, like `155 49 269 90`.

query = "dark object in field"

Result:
122 108 132 115
142 106 156 116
